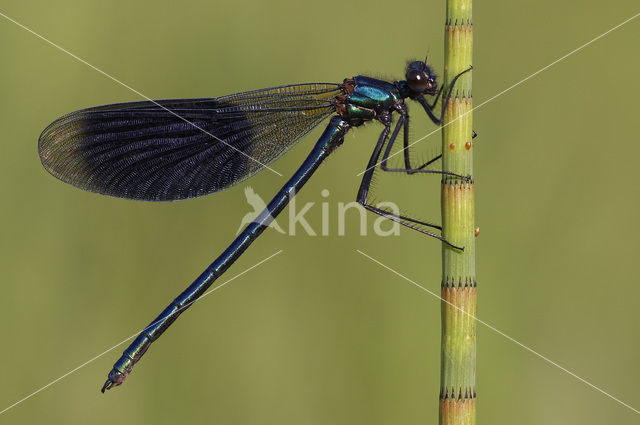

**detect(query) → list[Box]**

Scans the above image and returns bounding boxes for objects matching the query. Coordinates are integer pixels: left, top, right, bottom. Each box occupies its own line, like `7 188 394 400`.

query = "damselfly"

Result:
38 59 472 392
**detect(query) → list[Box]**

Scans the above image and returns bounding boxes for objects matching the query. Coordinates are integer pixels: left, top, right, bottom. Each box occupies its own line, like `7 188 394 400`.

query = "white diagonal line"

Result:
0 11 283 177
0 250 283 416
356 249 640 415
357 11 640 176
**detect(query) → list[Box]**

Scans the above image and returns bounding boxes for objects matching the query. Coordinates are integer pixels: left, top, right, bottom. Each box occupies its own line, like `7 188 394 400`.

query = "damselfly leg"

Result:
357 66 474 250
355 113 461 249
382 66 473 175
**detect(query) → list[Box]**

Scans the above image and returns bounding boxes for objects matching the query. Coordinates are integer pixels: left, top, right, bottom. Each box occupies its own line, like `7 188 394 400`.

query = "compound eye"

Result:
406 69 429 92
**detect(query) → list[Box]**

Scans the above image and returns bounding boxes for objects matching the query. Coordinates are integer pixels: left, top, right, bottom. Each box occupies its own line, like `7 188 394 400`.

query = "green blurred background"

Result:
1 1 639 424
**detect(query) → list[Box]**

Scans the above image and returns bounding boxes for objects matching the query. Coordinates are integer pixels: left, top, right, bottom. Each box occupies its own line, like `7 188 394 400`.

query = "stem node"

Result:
440 0 475 424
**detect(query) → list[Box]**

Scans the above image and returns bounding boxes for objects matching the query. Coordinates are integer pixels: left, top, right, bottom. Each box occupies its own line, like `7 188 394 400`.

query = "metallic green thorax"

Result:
338 76 401 121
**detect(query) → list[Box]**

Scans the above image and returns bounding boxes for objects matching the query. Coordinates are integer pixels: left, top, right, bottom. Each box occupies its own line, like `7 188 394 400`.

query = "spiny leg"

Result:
417 65 473 126
429 85 444 110
380 66 474 176
357 117 461 250
407 129 477 172
380 103 469 180
357 67 474 250
367 115 442 228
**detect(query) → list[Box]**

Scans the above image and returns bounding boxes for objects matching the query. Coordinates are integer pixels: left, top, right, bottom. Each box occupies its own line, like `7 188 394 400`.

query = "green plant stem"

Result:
440 0 476 424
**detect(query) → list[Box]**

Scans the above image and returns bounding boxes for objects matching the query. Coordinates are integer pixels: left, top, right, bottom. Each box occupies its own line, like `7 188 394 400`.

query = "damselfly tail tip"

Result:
100 379 112 393
101 368 127 393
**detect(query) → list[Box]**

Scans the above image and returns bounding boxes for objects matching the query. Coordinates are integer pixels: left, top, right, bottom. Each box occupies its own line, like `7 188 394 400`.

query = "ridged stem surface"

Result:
440 0 476 424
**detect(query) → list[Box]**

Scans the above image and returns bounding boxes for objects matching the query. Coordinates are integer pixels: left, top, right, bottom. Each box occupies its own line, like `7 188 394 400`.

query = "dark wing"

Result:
38 83 340 201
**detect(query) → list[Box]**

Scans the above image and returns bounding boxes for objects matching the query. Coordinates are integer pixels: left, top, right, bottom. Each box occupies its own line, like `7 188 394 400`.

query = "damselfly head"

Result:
405 60 437 96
